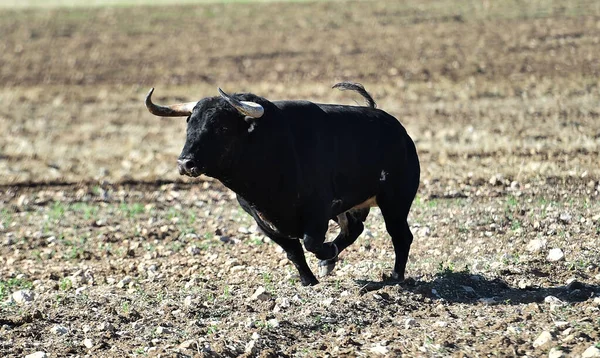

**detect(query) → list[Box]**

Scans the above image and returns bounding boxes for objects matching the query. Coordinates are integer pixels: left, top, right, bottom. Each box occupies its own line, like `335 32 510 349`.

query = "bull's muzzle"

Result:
177 159 200 177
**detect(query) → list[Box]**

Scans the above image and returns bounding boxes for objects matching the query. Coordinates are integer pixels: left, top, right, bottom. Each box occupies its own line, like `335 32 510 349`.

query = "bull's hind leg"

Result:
318 208 369 277
377 195 415 281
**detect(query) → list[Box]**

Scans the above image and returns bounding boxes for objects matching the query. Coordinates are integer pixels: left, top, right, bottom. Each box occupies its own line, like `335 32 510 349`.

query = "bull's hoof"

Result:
300 276 319 286
318 259 337 278
382 271 405 283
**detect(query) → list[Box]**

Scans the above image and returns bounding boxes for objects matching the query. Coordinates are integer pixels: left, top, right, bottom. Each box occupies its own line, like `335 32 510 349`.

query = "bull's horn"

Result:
218 88 264 119
145 88 197 117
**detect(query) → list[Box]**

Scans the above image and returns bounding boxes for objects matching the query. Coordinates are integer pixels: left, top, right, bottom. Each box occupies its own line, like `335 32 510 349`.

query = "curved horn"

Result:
218 88 264 118
145 88 197 117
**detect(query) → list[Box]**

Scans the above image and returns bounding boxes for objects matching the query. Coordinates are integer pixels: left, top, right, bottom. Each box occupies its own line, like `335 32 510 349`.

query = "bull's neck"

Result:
214 127 298 210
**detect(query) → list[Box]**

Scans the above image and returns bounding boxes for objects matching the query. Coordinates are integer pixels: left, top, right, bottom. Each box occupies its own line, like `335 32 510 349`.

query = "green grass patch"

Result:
0 278 34 301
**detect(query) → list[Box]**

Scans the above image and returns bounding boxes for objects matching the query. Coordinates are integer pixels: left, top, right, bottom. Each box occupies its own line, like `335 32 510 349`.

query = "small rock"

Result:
435 321 448 327
479 297 496 305
547 248 564 262
532 331 553 348
489 173 504 186
527 239 547 253
544 295 563 304
593 297 600 306
183 295 194 306
117 276 132 288
186 245 201 256
179 340 196 349
12 290 34 304
518 279 533 289
245 339 256 354
507 326 522 334
321 297 334 307
25 352 47 358
251 332 260 340
548 347 564 358
267 318 279 328
369 343 389 355
582 346 600 358
247 286 270 302
156 326 172 335
50 325 68 335
83 338 94 349
97 322 115 332
404 318 417 329
559 212 572 223
554 321 569 328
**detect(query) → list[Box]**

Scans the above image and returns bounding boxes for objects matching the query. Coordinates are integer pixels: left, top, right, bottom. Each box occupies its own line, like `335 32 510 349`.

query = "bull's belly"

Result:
351 196 377 210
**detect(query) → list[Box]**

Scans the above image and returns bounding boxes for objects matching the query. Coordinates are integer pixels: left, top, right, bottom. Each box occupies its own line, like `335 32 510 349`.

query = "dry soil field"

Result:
1 0 600 357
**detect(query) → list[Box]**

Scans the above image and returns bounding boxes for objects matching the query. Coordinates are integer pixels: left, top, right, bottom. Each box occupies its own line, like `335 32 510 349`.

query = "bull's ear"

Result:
218 88 264 119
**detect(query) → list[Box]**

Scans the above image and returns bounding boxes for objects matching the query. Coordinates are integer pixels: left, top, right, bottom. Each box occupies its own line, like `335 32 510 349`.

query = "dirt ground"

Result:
1 1 600 357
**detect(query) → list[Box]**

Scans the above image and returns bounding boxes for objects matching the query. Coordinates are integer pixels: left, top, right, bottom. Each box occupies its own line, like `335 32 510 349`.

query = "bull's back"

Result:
277 101 416 212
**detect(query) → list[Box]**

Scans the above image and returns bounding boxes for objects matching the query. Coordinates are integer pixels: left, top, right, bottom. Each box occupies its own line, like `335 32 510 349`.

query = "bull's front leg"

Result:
269 236 319 286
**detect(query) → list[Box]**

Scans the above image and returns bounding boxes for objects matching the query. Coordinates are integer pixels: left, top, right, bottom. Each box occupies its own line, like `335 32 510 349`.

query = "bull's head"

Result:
145 88 264 177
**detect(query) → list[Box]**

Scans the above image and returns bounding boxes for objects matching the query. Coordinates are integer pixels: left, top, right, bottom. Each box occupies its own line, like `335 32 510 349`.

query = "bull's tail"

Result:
332 82 376 109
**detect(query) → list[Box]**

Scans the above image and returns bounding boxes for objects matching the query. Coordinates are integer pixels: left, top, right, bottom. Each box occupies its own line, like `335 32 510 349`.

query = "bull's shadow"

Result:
354 271 600 305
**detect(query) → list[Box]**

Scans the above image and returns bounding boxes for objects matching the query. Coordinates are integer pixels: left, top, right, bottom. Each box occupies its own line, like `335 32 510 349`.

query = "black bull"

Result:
145 83 420 286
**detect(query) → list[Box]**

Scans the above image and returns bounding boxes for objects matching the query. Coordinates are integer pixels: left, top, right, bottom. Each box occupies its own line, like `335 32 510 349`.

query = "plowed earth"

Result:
1 1 599 357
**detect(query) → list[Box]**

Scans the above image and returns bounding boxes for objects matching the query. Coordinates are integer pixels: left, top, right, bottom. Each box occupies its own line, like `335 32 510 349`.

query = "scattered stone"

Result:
553 321 569 328
186 245 201 256
156 326 172 335
527 239 547 253
97 322 115 332
558 212 572 223
435 321 448 328
179 340 197 349
532 331 553 348
479 297 496 305
489 173 504 186
518 279 533 289
245 339 256 354
404 318 417 329
183 296 193 306
582 346 600 358
369 343 389 355
321 297 334 307
506 326 522 334
544 296 563 304
50 325 68 335
117 276 132 288
593 297 600 306
247 287 270 302
83 338 94 349
267 318 279 328
548 347 564 358
25 352 47 358
547 248 564 262
12 290 34 304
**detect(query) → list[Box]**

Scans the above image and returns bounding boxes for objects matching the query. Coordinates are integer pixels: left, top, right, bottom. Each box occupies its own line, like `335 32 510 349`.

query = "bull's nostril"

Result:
177 159 197 175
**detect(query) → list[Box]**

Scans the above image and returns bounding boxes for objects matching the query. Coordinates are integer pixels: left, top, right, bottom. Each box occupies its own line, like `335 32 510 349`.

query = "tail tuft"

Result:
332 82 376 108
